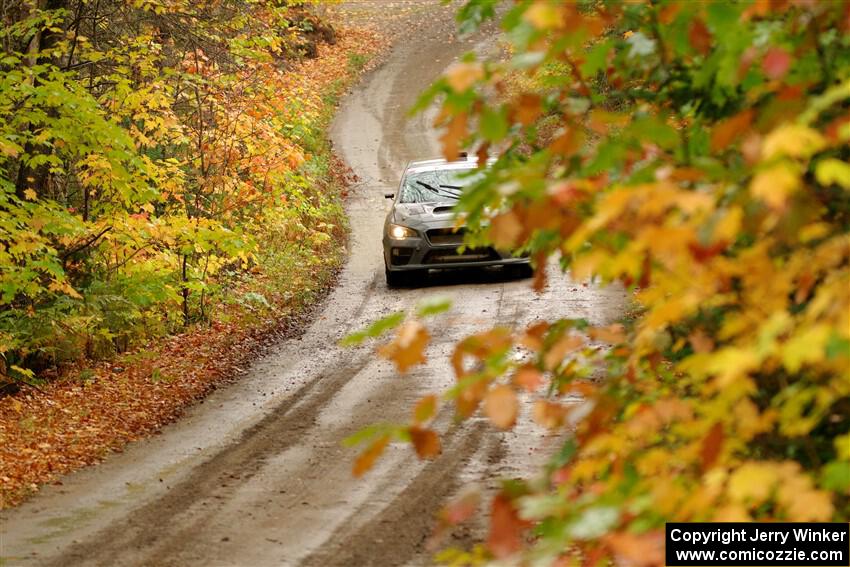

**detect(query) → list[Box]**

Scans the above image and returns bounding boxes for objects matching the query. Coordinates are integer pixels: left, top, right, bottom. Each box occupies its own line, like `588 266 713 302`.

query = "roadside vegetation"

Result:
0 0 383 506
349 1 850 564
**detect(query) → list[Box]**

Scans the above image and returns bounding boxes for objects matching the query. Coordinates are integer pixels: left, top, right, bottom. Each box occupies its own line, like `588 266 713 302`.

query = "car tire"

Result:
386 268 411 288
512 263 534 279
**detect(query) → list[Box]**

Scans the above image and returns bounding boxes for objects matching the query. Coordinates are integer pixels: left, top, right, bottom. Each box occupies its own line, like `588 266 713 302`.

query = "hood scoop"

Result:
432 205 455 214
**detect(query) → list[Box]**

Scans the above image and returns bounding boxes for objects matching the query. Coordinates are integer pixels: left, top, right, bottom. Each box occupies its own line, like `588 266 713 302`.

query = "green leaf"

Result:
480 106 509 142
340 311 405 346
820 461 850 492
416 296 452 317
815 158 850 189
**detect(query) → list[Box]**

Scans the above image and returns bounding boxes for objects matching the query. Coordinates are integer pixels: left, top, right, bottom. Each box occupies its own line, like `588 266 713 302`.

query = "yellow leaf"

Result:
483 385 518 429
815 158 850 189
23 189 37 201
762 124 826 160
727 462 778 504
750 162 800 210
523 1 563 30
774 463 834 521
781 324 830 373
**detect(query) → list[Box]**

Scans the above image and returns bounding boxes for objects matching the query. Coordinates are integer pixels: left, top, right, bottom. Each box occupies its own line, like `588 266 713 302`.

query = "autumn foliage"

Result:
350 1 850 564
0 0 361 388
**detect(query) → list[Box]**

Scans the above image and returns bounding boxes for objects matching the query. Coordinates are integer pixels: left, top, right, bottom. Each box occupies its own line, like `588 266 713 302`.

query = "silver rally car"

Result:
383 156 531 287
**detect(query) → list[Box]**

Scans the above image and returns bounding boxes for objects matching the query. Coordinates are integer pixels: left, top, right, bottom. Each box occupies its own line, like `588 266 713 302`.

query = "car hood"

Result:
391 202 460 231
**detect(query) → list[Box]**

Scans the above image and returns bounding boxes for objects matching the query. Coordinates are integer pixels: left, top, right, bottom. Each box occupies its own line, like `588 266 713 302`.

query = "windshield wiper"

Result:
415 180 459 199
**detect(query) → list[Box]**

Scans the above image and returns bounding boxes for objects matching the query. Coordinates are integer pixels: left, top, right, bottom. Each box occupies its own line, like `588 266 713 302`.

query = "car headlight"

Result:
388 224 417 239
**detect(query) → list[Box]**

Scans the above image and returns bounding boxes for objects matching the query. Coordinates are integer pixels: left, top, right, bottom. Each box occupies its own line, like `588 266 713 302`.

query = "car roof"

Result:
404 154 495 175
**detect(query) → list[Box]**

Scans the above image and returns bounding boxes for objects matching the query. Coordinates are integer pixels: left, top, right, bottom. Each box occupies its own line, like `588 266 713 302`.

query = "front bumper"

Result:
383 233 529 272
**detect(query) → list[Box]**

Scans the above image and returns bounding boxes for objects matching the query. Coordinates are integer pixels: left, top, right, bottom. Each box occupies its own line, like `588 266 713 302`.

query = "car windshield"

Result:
398 168 483 204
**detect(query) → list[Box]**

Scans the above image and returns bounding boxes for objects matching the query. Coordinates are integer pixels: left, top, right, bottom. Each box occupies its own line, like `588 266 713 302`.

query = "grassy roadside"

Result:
0 27 387 510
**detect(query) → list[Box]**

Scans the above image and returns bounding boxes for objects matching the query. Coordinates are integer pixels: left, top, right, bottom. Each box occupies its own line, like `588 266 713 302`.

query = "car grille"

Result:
426 227 466 246
422 247 499 265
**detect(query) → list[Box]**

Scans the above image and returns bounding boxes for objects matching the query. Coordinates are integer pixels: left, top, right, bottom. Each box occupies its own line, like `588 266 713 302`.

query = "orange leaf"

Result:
487 493 529 559
543 334 583 370
513 94 543 126
456 380 487 418
533 400 568 429
513 365 543 392
413 394 438 424
605 531 664 567
532 252 548 292
588 324 625 344
409 426 441 459
440 111 468 162
489 210 524 249
700 422 724 471
483 385 518 429
445 61 484 92
710 109 754 152
440 487 481 525
689 19 712 56
353 435 390 477
378 320 430 373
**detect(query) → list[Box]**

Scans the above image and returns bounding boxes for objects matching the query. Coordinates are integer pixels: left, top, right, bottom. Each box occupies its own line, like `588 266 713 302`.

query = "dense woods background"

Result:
1 0 351 388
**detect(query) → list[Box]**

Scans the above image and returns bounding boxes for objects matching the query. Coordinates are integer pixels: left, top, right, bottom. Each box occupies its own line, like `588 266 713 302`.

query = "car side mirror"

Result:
384 193 395 199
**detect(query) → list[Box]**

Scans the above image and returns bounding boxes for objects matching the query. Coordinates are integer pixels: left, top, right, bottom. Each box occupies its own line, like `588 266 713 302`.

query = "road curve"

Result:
0 4 624 566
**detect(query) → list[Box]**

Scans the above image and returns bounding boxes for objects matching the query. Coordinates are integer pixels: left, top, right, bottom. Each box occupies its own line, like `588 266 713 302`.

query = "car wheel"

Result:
386 268 410 288
512 263 534 279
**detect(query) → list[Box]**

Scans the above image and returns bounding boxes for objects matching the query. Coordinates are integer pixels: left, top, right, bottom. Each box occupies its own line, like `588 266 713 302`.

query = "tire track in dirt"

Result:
40 354 373 567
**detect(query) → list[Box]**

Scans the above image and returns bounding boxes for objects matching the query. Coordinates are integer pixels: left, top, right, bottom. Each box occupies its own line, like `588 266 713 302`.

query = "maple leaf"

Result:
378 320 430 373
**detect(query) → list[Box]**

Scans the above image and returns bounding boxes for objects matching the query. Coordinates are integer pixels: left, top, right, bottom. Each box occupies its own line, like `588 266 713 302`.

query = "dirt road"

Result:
0 4 623 566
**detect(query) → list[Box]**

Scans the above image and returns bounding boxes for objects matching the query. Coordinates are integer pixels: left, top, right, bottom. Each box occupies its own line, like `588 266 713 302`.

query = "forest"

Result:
0 1 848 565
